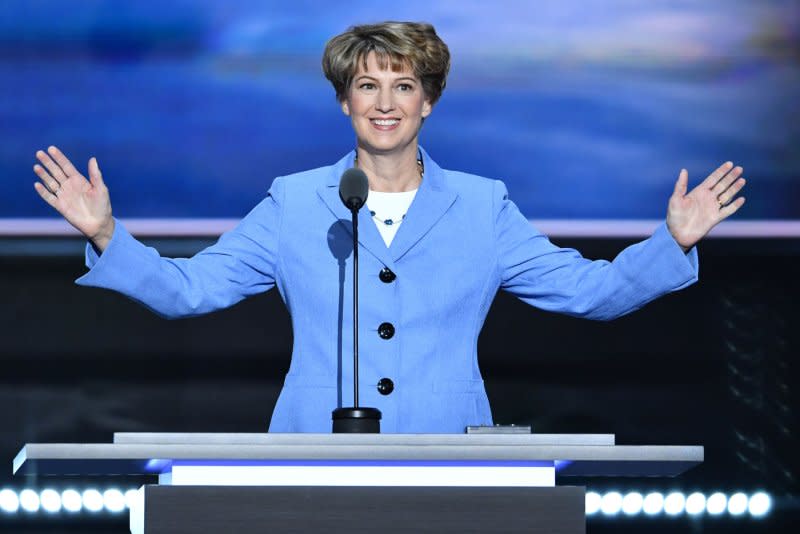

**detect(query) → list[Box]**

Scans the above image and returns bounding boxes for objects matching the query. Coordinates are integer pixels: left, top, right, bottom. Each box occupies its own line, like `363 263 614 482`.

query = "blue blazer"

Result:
77 147 698 433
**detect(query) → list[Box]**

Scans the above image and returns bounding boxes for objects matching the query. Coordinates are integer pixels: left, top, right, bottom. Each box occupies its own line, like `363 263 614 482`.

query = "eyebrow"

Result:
355 75 417 83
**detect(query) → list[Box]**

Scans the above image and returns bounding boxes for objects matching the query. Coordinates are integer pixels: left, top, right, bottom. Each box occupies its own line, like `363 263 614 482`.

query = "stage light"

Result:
664 492 685 516
0 489 19 513
585 491 602 516
82 489 103 513
39 489 61 513
19 489 40 513
600 491 623 516
0 485 774 521
103 489 126 513
706 492 727 515
61 489 82 513
728 492 748 516
685 492 706 515
642 492 664 515
748 492 771 518
621 492 643 516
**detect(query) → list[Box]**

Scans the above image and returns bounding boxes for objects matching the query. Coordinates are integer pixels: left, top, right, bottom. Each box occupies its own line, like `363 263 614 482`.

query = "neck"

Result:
356 142 421 193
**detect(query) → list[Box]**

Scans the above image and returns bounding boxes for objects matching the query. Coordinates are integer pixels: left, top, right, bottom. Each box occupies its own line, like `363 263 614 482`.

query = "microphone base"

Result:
332 407 382 433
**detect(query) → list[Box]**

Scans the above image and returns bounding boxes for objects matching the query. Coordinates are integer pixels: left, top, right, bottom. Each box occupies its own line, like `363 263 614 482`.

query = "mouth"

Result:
370 118 400 130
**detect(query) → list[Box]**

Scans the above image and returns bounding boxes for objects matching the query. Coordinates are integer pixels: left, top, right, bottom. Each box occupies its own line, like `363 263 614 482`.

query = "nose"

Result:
375 87 395 113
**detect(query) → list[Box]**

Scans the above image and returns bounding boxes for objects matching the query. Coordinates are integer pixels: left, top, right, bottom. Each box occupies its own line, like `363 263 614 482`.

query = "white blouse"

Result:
366 188 418 246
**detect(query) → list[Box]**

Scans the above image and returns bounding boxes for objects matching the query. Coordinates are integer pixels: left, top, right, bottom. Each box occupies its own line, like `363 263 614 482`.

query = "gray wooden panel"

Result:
142 485 586 534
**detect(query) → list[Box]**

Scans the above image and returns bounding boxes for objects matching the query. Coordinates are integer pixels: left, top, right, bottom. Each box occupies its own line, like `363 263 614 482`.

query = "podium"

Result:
13 433 702 533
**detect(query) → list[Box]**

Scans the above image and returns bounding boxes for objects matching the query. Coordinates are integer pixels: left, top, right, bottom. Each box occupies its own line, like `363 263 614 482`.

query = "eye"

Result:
397 83 414 92
359 82 376 91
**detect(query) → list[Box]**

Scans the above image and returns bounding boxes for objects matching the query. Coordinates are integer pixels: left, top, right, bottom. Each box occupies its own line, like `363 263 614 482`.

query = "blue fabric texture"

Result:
77 148 699 433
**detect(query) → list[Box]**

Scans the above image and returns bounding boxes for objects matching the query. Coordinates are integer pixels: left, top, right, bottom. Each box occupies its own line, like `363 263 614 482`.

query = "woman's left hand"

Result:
666 162 746 251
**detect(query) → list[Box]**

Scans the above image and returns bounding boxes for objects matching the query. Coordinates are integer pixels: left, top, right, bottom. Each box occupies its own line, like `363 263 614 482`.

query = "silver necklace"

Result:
369 210 407 226
355 155 424 226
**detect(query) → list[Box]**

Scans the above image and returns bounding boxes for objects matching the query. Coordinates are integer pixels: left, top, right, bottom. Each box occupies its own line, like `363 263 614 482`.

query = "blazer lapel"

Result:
389 148 458 262
317 151 395 268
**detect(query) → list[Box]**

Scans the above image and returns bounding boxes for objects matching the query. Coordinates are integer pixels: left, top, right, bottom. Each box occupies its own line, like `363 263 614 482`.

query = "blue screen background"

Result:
1 0 797 222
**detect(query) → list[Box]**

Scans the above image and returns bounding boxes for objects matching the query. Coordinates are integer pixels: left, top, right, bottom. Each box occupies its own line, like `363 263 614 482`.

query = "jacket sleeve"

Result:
494 180 698 320
75 177 285 319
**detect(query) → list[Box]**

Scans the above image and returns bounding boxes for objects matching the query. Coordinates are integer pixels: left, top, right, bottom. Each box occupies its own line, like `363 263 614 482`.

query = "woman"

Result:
32 22 745 433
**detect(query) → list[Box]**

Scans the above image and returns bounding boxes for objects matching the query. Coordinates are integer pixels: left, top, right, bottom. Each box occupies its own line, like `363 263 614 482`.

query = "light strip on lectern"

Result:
166 464 556 487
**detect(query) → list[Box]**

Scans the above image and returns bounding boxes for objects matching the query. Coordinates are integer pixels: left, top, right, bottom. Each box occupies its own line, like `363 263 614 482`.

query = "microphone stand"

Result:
332 169 381 433
352 209 361 407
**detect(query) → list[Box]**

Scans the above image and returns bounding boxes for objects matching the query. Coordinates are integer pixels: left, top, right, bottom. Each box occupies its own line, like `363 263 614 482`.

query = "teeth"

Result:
372 119 399 126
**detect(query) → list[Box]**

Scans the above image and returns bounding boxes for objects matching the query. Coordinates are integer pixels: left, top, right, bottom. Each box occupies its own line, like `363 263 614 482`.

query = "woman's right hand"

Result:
33 146 115 252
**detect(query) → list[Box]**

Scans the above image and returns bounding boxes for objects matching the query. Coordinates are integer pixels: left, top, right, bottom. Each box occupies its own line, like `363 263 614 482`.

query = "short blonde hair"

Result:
322 21 450 105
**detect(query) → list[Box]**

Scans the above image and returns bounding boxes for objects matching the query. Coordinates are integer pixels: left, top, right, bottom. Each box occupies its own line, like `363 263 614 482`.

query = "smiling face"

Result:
341 52 432 157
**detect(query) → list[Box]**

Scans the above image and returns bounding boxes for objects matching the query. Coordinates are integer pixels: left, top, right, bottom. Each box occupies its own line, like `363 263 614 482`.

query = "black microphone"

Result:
332 167 381 433
339 168 369 211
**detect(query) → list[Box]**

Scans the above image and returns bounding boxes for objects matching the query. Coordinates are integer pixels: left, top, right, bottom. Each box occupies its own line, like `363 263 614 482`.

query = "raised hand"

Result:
666 162 746 251
33 146 115 251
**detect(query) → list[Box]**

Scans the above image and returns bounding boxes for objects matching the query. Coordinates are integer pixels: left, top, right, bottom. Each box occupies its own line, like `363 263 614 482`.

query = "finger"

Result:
700 161 734 189
717 177 746 206
33 163 62 194
47 145 81 178
36 149 67 184
33 181 59 209
672 169 688 197
719 196 745 219
88 157 105 188
711 166 743 194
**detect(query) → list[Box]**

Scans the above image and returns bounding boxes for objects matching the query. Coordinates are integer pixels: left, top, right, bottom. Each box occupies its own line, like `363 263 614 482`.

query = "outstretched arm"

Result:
32 145 281 318
496 161 746 320
666 161 746 251
496 182 698 321
33 145 115 252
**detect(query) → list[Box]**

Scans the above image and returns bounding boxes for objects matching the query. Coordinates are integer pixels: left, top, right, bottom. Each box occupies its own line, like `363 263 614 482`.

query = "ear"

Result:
341 99 350 116
421 99 432 118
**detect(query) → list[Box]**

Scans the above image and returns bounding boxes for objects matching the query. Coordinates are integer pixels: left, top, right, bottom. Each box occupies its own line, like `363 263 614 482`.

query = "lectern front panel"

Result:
139 485 586 534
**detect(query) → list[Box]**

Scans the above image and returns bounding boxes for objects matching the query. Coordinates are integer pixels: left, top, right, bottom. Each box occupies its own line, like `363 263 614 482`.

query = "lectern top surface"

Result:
14 439 703 478
112 433 616 446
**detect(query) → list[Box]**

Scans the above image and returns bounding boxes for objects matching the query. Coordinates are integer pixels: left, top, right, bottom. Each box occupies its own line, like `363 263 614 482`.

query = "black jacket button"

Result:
379 267 396 283
377 378 394 395
378 322 395 339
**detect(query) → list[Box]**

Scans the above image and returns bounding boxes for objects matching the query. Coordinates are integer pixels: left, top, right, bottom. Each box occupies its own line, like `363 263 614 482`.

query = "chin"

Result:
358 136 416 156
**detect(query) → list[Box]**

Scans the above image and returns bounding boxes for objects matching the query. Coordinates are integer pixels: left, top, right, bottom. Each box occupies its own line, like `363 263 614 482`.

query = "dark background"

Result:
1 235 797 532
